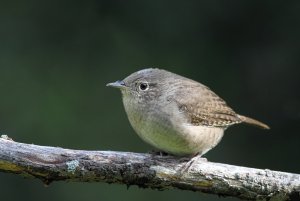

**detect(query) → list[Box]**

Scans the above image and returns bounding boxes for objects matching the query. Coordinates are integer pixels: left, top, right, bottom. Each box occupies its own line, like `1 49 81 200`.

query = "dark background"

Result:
0 1 299 201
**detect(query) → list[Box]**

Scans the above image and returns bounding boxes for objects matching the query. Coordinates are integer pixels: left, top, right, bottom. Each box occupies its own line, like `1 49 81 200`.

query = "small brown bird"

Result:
107 68 269 156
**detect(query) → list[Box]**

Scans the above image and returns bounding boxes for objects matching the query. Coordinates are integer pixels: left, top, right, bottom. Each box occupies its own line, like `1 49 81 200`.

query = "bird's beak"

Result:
106 80 127 89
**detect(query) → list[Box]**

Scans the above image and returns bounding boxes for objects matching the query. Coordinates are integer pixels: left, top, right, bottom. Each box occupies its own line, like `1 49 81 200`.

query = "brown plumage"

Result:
107 68 270 156
173 81 269 129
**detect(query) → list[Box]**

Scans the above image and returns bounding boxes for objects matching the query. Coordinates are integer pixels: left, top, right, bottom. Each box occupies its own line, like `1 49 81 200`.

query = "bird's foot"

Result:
177 153 207 174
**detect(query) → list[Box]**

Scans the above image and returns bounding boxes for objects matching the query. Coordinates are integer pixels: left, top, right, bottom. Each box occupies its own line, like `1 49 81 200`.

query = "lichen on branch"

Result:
0 136 299 201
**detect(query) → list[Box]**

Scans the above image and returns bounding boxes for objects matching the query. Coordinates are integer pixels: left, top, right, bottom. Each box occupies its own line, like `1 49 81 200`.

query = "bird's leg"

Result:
177 153 207 174
148 150 169 156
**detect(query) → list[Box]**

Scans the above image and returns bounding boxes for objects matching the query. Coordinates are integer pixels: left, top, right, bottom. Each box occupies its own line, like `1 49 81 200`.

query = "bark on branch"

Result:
0 136 299 201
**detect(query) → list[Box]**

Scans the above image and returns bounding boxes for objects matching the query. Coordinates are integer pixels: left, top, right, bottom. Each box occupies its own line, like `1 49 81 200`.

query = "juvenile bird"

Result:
107 68 269 156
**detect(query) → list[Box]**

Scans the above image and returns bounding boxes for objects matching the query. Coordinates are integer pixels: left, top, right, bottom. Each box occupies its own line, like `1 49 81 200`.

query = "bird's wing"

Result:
172 82 242 127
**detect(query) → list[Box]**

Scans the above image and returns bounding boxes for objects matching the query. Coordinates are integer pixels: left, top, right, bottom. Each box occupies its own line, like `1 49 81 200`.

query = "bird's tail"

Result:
238 115 270 130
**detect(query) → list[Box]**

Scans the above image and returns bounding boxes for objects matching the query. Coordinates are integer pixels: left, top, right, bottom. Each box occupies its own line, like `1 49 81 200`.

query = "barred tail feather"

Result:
238 115 270 130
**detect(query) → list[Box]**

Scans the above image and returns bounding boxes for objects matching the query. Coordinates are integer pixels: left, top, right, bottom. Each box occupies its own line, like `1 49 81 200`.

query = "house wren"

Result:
107 68 269 156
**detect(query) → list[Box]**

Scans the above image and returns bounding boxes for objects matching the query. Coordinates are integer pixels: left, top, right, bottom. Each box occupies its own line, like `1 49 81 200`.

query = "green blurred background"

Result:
0 1 299 201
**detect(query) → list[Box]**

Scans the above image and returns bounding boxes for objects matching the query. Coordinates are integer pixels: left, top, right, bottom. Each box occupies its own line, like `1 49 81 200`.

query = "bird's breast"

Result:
121 95 224 156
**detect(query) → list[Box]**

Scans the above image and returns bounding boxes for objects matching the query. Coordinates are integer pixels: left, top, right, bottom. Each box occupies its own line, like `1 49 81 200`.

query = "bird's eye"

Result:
139 82 149 91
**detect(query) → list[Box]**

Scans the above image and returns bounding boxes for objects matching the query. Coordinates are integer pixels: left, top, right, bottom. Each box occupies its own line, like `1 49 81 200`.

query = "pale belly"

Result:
125 105 224 156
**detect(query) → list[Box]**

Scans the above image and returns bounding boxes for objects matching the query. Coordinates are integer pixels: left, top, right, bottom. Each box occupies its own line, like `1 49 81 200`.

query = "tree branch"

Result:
0 136 299 201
